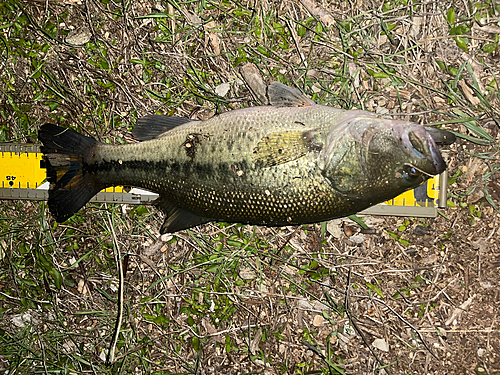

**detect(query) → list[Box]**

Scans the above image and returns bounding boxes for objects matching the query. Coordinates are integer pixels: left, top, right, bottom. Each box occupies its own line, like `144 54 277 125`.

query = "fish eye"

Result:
403 165 420 179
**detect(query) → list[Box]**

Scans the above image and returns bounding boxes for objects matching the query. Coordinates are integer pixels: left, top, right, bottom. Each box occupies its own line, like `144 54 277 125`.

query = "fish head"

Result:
321 112 446 204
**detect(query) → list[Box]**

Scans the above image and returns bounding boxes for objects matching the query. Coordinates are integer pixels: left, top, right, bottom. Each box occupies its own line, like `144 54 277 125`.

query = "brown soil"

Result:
1 0 499 374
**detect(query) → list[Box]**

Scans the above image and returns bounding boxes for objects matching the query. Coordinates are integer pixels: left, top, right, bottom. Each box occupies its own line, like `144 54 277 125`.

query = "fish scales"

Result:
38 82 451 233
92 105 348 226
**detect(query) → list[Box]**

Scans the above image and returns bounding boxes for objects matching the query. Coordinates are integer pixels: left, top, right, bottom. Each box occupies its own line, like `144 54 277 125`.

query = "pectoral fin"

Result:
155 197 211 233
253 129 322 168
267 82 316 107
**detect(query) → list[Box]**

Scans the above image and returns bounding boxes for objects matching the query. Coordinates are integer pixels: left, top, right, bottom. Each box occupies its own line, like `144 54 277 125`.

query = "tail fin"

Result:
39 124 103 222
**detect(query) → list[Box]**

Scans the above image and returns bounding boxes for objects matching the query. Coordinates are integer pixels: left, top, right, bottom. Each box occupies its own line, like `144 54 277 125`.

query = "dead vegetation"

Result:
1 0 500 374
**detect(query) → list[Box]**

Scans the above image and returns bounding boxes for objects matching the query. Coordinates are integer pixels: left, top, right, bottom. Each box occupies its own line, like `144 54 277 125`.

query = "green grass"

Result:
1 0 499 373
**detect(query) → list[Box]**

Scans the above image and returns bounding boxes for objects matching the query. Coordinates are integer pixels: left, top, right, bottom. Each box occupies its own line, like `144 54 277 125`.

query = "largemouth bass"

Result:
39 83 452 233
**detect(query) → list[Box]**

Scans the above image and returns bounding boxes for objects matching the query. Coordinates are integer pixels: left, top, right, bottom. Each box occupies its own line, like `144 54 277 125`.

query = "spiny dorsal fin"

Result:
133 115 194 141
253 129 323 168
267 82 316 107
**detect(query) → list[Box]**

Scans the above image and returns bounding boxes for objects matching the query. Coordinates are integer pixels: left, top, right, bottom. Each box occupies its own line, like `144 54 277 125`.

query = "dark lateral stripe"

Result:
83 158 252 180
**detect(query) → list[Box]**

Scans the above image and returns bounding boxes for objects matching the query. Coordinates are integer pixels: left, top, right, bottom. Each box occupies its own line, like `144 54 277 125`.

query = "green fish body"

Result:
39 83 450 233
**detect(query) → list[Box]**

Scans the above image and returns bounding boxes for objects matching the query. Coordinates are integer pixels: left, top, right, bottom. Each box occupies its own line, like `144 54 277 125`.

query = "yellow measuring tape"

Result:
1 144 45 189
0 143 447 217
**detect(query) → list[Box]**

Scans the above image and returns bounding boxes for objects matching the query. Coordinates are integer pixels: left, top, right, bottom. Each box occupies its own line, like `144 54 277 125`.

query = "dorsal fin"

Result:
253 129 323 168
267 82 316 107
133 115 194 141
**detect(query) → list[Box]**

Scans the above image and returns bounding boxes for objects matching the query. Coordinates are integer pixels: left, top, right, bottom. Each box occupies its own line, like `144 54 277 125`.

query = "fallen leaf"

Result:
299 0 334 26
202 318 224 343
183 10 202 25
372 338 389 352
204 20 221 55
241 63 267 104
250 328 262 355
327 219 342 239
458 80 480 106
313 314 324 327
215 82 231 97
239 266 257 280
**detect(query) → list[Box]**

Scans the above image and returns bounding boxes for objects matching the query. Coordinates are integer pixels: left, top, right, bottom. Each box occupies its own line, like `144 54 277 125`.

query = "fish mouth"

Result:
320 113 448 178
424 126 456 146
357 117 447 176
399 125 447 175
358 117 447 176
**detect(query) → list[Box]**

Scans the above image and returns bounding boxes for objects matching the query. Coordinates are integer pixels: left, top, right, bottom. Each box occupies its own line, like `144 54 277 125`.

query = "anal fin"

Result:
155 197 211 233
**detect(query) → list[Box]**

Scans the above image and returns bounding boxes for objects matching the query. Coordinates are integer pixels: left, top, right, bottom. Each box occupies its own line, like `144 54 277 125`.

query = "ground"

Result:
0 0 499 374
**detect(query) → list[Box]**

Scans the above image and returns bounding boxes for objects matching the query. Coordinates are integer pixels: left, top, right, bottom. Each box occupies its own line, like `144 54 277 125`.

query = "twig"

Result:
343 267 389 374
106 210 125 366
352 294 439 360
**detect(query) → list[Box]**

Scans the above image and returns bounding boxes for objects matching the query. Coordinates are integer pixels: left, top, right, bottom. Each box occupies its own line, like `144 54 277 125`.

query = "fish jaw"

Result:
319 112 447 203
373 120 446 177
403 124 446 175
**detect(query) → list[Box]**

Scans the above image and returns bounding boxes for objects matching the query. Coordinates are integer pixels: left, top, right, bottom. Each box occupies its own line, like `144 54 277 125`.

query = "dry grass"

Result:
1 0 500 374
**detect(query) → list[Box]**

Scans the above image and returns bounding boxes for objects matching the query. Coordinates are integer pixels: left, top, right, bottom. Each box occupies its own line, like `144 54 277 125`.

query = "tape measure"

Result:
0 143 158 204
0 143 447 217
